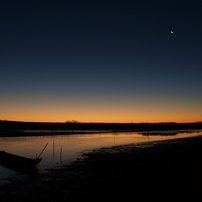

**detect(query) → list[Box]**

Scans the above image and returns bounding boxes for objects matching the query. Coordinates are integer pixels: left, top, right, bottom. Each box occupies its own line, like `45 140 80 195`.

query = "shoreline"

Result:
1 121 202 137
1 135 202 201
0 128 202 138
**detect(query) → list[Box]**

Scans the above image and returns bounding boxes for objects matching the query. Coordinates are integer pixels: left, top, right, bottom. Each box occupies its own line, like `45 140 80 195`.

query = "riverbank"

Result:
1 135 202 201
1 120 202 137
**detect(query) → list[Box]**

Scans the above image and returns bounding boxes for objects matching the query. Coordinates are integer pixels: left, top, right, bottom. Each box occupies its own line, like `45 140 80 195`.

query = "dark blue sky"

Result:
1 0 202 122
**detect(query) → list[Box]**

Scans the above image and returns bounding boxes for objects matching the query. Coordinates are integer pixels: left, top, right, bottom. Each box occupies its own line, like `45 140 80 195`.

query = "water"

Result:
0 129 202 183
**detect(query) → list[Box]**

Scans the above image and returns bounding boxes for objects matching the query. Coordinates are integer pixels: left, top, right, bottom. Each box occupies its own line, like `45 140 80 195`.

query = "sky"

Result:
0 0 202 123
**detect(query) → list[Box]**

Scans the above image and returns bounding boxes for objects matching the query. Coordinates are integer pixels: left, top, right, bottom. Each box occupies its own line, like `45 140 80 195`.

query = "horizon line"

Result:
1 120 202 124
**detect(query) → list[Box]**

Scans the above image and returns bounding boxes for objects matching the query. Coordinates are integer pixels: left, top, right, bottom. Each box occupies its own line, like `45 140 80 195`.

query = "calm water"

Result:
0 129 202 183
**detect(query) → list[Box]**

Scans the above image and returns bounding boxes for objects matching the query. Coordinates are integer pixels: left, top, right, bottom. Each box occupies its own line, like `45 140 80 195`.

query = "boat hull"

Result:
0 151 42 168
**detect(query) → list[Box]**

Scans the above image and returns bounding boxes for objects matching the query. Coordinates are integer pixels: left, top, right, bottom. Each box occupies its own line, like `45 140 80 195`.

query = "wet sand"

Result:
1 135 202 201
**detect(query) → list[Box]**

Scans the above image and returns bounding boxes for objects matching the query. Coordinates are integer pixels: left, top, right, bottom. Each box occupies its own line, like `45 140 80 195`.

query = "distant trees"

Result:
65 120 79 123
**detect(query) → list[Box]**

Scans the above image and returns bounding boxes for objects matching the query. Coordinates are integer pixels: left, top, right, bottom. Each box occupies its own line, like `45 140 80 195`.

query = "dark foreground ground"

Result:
1 135 202 202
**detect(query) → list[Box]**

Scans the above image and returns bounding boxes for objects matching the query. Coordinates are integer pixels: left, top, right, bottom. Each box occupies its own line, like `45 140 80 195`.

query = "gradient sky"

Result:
0 0 202 123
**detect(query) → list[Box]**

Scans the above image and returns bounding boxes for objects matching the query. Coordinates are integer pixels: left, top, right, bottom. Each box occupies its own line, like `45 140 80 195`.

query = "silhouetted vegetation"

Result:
0 120 202 136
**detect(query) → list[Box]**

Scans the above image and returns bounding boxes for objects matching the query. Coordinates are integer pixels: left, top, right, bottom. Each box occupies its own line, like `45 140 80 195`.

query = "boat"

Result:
0 151 42 168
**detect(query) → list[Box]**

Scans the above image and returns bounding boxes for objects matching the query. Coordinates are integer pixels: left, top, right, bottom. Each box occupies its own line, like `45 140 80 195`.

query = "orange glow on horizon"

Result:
1 106 202 124
1 115 202 124
1 95 201 124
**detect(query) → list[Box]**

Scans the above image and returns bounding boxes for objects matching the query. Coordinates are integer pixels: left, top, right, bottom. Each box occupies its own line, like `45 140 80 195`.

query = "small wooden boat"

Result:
0 151 42 168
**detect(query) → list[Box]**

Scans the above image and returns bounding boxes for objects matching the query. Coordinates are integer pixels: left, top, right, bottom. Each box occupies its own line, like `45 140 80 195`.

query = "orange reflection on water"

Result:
0 129 202 183
0 130 202 169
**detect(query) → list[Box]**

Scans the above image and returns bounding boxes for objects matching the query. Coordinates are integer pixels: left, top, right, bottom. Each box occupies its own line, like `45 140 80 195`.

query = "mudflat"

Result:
1 135 202 202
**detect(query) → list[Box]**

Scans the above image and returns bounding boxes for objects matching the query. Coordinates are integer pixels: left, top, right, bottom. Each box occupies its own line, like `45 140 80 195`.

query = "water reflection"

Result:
0 129 202 182
140 130 202 136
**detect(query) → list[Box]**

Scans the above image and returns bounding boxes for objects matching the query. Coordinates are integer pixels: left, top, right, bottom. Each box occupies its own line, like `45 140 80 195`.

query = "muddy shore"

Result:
1 135 202 202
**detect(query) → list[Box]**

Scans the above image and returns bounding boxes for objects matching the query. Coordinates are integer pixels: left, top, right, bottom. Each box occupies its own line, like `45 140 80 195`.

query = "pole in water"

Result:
38 143 48 158
53 140 55 159
60 145 62 163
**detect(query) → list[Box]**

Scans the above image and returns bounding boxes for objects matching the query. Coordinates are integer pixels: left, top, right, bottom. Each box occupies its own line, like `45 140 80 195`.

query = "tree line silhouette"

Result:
0 120 202 134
